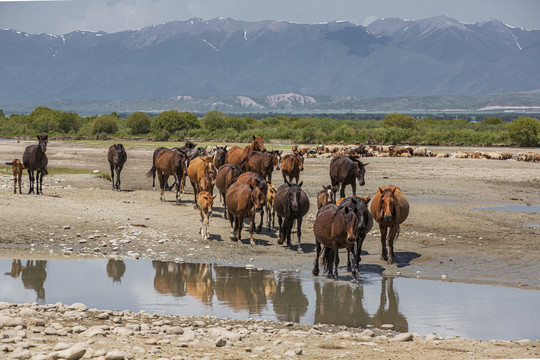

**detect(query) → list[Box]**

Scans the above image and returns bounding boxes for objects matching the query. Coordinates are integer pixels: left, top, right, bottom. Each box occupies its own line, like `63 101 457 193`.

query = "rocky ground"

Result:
0 139 539 359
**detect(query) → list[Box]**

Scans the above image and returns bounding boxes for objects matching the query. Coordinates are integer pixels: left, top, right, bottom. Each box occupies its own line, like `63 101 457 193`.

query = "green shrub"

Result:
92 114 119 134
507 116 539 146
382 113 417 129
126 111 151 135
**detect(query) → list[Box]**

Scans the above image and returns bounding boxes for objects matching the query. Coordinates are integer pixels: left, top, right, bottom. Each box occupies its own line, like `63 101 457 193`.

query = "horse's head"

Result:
379 187 397 223
37 134 48 152
185 140 197 149
355 161 367 186
113 144 125 162
286 181 303 213
343 206 360 244
252 135 266 151
214 146 227 165
250 184 265 212
296 153 305 171
272 150 282 170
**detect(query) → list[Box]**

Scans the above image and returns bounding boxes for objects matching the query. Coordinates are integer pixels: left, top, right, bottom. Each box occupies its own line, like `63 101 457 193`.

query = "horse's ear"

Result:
332 185 338 192
286 180 291 187
261 135 264 139
224 145 227 150
37 135 41 140
298 181 303 187
361 196 371 205
252 135 256 140
378 187 383 193
212 195 217 199
344 206 349 214
391 186 396 194
322 185 327 190
363 162 369 166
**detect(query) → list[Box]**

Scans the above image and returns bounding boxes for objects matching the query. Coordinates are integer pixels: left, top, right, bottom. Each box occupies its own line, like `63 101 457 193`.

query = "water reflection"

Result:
106 260 126 283
1 258 538 341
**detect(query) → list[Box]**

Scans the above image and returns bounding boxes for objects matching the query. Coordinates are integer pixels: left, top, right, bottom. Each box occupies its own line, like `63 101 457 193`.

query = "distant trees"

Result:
151 110 199 139
507 116 539 146
126 111 151 135
382 113 417 129
92 114 119 135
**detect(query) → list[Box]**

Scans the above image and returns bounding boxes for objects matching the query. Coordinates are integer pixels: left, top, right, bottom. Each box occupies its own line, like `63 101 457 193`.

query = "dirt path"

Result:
0 140 539 290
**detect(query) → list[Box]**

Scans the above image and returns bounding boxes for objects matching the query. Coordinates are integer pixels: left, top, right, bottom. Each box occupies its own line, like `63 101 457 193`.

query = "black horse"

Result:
274 181 310 252
329 155 368 198
107 144 127 191
22 134 48 195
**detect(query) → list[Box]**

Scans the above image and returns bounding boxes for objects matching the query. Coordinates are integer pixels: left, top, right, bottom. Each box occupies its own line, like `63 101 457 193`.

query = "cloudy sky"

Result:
1 0 539 35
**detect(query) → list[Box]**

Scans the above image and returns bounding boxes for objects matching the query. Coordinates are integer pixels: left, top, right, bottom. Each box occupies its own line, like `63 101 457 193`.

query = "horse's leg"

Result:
333 248 340 280
351 182 357 197
116 165 123 190
13 173 17 194
18 173 22 194
27 170 34 194
349 243 358 280
379 224 388 261
312 239 321 276
266 204 271 231
190 180 198 209
228 213 236 240
158 171 166 202
256 207 263 233
38 170 43 195
237 217 243 244
249 214 256 246
282 172 287 183
340 183 346 199
277 215 284 244
355 235 365 271
285 218 293 248
110 163 115 190
387 225 400 264
222 192 228 219
347 248 352 273
296 216 303 253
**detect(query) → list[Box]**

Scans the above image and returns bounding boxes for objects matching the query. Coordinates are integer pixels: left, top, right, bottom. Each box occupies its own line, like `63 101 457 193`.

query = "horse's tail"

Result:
239 154 248 167
5 161 15 165
320 246 335 275
145 164 156 178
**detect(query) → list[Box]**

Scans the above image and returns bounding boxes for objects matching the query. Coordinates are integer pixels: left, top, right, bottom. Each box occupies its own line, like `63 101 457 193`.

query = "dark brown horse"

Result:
187 156 216 208
225 136 266 164
329 155 368 198
5 159 25 194
370 185 409 264
337 196 373 273
213 145 228 170
215 163 243 219
146 149 186 203
240 150 281 184
22 134 48 195
225 181 266 245
237 171 268 233
281 152 304 183
107 144 127 191
312 203 360 280
274 181 310 251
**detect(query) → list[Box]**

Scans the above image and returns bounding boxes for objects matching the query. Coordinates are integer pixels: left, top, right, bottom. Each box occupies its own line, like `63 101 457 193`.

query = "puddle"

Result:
474 204 540 213
1 258 538 341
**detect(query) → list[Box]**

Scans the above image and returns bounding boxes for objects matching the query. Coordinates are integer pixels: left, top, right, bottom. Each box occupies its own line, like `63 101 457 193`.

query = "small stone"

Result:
215 337 227 347
97 313 110 320
390 332 414 342
63 225 71 230
380 324 394 329
105 350 126 360
425 333 439 342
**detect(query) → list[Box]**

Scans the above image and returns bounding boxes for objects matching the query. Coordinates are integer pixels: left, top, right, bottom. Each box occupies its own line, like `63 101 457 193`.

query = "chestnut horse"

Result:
281 152 304 183
187 156 216 208
312 203 360 280
197 191 217 240
225 181 266 245
240 150 282 184
215 164 243 219
107 144 127 191
237 171 268 233
317 185 337 209
370 185 409 264
274 181 310 251
225 135 266 164
329 155 368 198
265 183 277 231
146 149 186 203
5 159 25 194
22 134 48 195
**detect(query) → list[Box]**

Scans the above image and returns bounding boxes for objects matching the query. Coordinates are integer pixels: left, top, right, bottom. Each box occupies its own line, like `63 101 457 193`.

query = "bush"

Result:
202 111 227 132
92 114 119 134
382 113 417 129
126 111 151 135
507 116 539 146
151 111 199 136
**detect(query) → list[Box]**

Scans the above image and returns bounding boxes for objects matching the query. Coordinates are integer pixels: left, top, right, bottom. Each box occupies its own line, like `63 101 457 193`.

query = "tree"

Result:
56 111 80 133
126 111 151 135
507 116 539 146
92 114 119 134
28 106 57 133
482 117 503 125
202 111 227 132
382 113 417 129
151 110 199 135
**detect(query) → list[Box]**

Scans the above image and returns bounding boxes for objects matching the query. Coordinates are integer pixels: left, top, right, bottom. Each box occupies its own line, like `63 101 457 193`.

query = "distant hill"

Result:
1 16 539 106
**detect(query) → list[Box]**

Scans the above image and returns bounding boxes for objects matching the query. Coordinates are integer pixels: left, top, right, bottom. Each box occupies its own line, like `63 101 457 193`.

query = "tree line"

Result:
0 107 538 146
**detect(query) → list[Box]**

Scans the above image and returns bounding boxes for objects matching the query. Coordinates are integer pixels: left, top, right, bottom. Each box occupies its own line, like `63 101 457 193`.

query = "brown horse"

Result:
197 191 217 240
225 135 266 164
240 150 281 184
187 156 216 208
213 145 228 170
329 155 368 198
265 183 277 231
215 163 243 219
317 185 338 209
146 149 186 203
107 144 127 191
312 203 360 280
225 181 266 245
370 185 409 264
198 173 214 196
237 171 268 233
22 134 48 195
281 152 304 183
274 181 310 251
5 159 25 194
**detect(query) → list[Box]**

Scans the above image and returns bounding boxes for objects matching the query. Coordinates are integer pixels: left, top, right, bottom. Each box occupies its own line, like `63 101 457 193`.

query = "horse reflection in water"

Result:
314 276 408 331
272 276 308 323
152 261 215 303
214 266 276 314
5 260 48 300
106 260 126 283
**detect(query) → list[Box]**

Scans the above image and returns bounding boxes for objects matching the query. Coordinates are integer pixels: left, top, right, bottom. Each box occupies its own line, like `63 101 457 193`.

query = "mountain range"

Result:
1 16 539 112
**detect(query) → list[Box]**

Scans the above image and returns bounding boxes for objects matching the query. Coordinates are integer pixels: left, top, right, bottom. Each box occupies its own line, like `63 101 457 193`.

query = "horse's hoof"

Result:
296 246 302 253
312 268 319 276
255 226 262 234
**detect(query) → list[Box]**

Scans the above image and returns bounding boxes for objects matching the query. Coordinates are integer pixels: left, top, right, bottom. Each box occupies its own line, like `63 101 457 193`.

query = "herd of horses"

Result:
5 134 410 282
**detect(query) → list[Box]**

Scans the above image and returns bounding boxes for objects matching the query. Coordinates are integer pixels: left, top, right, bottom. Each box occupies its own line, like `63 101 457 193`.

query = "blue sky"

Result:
1 0 539 34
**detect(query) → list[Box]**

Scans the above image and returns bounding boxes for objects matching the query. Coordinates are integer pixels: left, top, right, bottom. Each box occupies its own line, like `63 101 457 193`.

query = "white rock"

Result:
104 350 126 360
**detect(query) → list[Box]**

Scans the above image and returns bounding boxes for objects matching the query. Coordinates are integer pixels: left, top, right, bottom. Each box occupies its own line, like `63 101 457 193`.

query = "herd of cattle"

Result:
293 143 540 162
4 134 538 280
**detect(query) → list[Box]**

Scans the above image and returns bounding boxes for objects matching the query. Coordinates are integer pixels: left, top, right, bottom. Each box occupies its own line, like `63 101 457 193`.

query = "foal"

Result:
197 191 217 240
5 159 25 194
